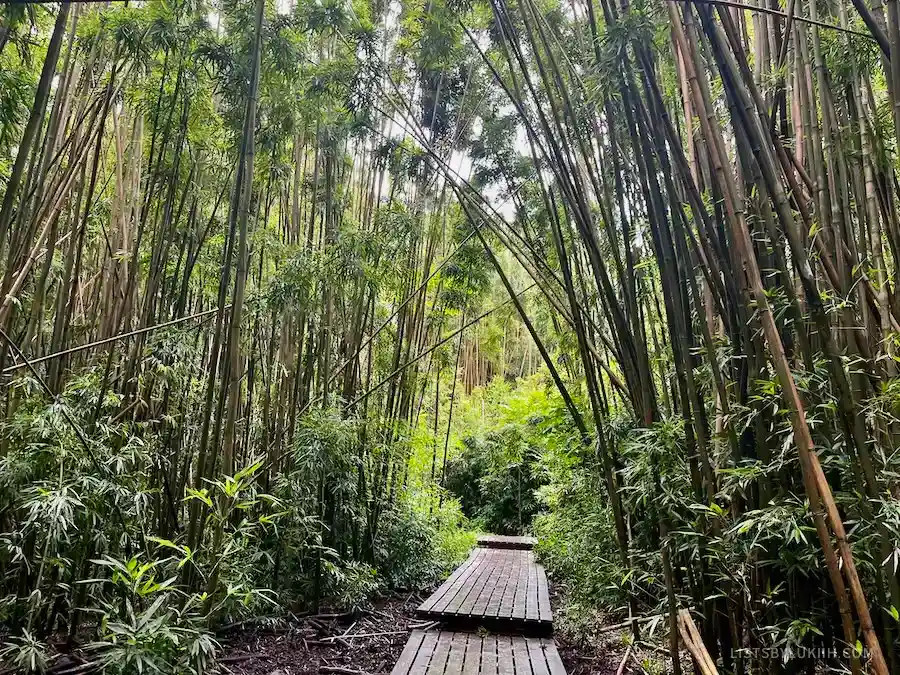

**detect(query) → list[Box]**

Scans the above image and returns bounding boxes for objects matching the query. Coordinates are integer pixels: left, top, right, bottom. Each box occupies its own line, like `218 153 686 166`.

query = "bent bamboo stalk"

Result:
677 609 718 675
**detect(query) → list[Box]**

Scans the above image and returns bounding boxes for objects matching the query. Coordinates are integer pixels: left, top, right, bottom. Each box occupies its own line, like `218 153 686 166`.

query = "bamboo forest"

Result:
5 0 900 673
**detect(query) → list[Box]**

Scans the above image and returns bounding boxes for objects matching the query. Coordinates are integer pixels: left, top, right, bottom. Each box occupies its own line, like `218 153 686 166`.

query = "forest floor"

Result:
549 586 677 675
213 583 629 675
214 592 422 675
550 588 622 675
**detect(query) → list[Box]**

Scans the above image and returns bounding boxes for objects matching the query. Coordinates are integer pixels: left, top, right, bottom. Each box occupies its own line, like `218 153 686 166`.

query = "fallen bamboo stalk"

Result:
677 609 718 675
218 654 260 664
615 645 633 675
1 305 227 375
598 614 665 634
327 629 410 640
636 641 669 655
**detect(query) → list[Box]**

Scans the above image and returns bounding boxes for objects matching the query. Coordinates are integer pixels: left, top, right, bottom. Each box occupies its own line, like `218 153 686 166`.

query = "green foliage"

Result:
445 426 546 534
373 492 474 588
0 631 50 674
323 560 380 611
443 375 579 535
533 457 627 611
88 557 218 675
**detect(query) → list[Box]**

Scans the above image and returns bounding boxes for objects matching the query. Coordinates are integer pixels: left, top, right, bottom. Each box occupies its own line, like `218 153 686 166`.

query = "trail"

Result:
390 535 564 675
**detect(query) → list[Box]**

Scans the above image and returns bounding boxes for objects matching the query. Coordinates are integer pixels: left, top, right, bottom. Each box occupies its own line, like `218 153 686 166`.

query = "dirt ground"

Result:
549 585 629 675
215 593 422 675
214 583 634 675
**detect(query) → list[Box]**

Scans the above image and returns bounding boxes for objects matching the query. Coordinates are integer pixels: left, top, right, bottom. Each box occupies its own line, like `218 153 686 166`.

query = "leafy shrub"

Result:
89 577 218 675
429 497 477 573
324 560 380 611
445 425 547 534
0 632 51 674
373 493 475 589
533 460 629 614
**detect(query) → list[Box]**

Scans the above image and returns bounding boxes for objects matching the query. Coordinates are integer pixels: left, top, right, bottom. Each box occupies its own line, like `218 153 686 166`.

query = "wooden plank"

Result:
409 631 440 675
496 635 515 675
429 549 488 614
426 632 452 675
480 635 498 675
432 563 480 614
485 549 515 618
511 551 528 621
471 550 516 616
417 547 551 630
498 551 519 619
391 630 427 675
457 552 497 615
391 632 566 675
541 638 567 675
444 633 467 675
477 534 536 550
443 553 494 615
512 635 532 675
464 550 514 615
526 637 550 675
525 555 539 622
536 562 552 623
421 549 483 612
473 550 511 617
461 633 481 675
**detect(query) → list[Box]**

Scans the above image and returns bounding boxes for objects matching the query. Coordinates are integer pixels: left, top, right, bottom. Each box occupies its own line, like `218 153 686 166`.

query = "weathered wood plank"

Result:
422 548 484 612
409 631 439 675
496 635 515 675
484 549 514 618
527 637 551 675
416 547 552 631
473 549 511 617
537 561 552 623
498 552 518 618
481 635 498 675
511 552 527 621
462 633 481 675
477 534 536 550
445 633 467 675
542 638 568 675
525 555 539 621
392 630 427 675
512 632 532 675
391 632 567 675
457 553 497 615
425 631 452 675
431 549 488 614
446 552 495 614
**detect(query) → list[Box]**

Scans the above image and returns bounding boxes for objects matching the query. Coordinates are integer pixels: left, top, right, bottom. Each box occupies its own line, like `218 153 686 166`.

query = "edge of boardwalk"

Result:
476 534 537 550
390 630 567 675
391 536 567 674
414 539 553 637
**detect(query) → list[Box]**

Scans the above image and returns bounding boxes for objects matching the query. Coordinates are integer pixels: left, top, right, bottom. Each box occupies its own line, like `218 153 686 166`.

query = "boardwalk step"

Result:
416 547 552 634
390 630 566 675
477 534 537 550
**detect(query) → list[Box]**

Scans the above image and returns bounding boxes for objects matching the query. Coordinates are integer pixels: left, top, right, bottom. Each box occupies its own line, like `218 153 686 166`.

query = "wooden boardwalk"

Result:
391 630 565 675
477 534 536 550
416 546 552 632
391 534 565 675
